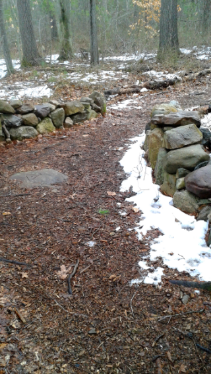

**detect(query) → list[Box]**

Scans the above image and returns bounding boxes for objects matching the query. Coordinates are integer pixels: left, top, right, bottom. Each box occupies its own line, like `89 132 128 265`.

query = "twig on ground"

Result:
130 291 138 318
0 257 31 267
157 309 204 322
67 259 79 294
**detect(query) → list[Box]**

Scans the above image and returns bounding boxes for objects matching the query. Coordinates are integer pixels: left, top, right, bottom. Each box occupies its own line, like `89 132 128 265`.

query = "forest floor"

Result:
0 55 211 373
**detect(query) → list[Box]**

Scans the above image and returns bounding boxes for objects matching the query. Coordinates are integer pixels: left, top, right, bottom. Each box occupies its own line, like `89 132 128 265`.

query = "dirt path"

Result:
0 82 211 373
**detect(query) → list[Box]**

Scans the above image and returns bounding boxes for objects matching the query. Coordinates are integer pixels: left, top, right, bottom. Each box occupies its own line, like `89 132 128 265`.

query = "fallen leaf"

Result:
57 264 73 280
179 364 186 373
2 212 11 216
20 272 28 279
166 351 173 362
107 191 116 196
132 207 139 213
0 343 7 350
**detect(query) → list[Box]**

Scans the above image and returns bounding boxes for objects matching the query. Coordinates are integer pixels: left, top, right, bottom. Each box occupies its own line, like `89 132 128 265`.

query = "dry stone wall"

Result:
0 91 106 142
144 101 211 232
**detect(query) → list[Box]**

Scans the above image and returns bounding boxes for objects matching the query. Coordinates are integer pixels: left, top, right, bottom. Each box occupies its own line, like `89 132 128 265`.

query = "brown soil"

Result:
0 77 211 374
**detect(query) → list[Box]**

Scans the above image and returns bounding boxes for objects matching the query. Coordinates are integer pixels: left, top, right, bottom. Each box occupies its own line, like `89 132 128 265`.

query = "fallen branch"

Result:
67 259 79 295
0 257 31 267
158 309 204 322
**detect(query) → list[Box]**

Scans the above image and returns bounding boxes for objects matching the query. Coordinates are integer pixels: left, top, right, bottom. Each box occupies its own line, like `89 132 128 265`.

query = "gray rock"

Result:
49 99 60 107
10 126 38 141
71 111 88 124
160 171 176 197
64 117 73 128
145 128 164 169
151 103 179 117
176 168 191 178
200 127 211 149
80 97 94 105
80 102 91 111
2 114 22 128
197 205 211 221
194 161 209 170
34 104 52 119
10 169 68 188
87 110 98 120
185 165 211 198
208 212 211 223
164 144 210 174
176 178 185 190
22 113 39 127
155 148 167 185
36 118 56 134
89 91 106 115
163 126 174 132
173 190 199 214
0 126 5 141
63 101 84 116
151 111 201 128
17 104 34 114
163 124 203 150
182 294 190 305
9 99 22 109
50 108 65 129
0 100 15 114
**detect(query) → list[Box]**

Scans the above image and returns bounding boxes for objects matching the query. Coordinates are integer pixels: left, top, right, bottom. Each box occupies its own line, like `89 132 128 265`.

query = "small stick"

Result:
0 257 31 267
67 259 79 294
14 308 26 323
158 309 204 321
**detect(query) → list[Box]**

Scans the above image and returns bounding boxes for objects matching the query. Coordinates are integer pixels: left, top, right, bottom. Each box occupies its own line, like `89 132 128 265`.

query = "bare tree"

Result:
58 0 73 61
90 0 99 65
157 0 179 62
17 0 42 66
0 0 14 75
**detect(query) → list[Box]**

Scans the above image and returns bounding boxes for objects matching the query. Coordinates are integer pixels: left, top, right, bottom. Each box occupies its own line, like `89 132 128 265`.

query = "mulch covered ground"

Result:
0 79 211 374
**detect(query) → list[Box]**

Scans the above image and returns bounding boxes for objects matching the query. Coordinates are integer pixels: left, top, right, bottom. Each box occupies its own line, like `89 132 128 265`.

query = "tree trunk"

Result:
58 0 73 61
17 0 42 66
202 0 210 38
0 0 14 75
157 0 179 62
90 0 99 65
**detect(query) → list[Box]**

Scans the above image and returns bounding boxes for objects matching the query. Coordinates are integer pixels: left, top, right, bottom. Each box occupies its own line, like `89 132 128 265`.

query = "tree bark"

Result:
90 0 99 65
17 0 42 66
157 0 179 62
58 0 73 61
202 0 210 37
0 0 14 75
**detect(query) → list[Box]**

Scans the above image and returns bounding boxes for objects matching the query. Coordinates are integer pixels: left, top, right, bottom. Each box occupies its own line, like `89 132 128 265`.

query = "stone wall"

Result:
0 91 106 142
144 101 211 231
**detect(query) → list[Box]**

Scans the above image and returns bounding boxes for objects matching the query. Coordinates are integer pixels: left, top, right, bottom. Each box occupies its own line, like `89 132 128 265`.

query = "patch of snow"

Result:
120 134 211 285
86 241 96 248
0 84 53 100
109 98 142 110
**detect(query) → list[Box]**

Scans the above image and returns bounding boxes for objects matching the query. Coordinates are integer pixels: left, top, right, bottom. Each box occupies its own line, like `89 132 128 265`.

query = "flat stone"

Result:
160 171 176 197
151 111 201 128
9 99 22 109
164 144 209 174
146 128 164 169
151 103 179 117
176 177 185 190
185 165 211 198
163 124 203 149
10 169 68 188
17 104 34 114
10 126 38 141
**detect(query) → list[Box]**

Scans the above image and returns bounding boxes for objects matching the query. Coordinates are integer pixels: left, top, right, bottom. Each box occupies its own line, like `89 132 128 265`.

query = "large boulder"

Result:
10 126 38 141
163 124 203 149
185 165 211 198
2 114 22 128
151 111 201 128
89 91 106 115
164 144 209 174
36 118 56 134
71 112 88 124
22 113 39 127
50 108 65 129
9 99 22 109
173 190 199 214
145 128 164 169
0 100 15 114
155 147 167 185
63 101 84 116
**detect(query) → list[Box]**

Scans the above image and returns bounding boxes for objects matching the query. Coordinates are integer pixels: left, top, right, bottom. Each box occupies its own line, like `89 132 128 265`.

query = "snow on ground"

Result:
120 134 211 286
